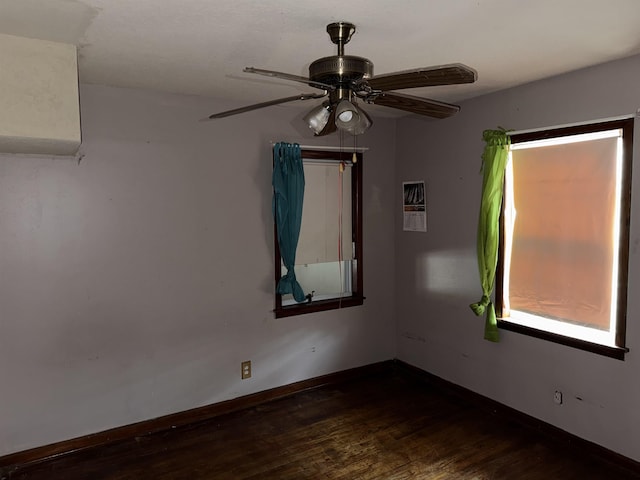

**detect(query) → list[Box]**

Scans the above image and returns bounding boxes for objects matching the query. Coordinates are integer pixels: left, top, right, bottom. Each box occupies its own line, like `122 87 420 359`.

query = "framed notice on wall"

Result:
403 181 427 232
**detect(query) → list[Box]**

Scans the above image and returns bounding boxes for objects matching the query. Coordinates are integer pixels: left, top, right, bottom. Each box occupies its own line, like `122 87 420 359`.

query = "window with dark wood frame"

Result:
274 149 364 318
496 118 633 360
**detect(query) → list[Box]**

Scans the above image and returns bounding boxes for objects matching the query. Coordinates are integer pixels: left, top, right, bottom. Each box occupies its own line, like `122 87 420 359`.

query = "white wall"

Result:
395 54 640 462
0 84 397 455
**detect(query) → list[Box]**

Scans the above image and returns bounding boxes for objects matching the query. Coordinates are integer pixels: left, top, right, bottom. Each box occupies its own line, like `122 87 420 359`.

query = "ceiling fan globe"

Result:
303 103 331 134
334 99 372 135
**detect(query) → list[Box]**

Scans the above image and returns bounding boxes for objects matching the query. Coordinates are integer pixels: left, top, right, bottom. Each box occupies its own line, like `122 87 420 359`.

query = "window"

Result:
497 118 633 359
274 149 363 317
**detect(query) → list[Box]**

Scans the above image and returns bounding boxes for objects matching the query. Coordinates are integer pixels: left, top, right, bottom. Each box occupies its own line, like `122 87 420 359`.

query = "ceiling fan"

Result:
205 22 477 136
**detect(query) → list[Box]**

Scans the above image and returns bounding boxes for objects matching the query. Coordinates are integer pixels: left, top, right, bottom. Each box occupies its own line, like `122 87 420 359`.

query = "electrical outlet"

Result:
554 390 563 405
241 360 251 379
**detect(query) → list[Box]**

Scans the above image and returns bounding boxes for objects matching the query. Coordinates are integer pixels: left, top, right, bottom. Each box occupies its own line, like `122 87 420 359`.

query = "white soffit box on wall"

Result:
0 33 81 156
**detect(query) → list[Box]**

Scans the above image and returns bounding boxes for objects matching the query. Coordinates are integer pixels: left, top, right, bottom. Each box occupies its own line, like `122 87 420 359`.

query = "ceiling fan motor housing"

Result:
309 22 372 93
309 55 373 87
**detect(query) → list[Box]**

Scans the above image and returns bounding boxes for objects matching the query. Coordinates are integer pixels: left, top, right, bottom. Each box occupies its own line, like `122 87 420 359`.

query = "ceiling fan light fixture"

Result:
303 103 331 134
335 99 372 135
335 99 360 129
350 105 372 135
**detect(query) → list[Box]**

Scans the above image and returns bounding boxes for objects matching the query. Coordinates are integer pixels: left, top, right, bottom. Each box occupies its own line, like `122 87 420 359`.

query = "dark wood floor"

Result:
4 366 639 479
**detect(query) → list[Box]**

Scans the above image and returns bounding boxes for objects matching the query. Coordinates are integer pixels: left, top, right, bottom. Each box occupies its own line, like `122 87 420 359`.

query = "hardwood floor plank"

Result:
4 365 639 479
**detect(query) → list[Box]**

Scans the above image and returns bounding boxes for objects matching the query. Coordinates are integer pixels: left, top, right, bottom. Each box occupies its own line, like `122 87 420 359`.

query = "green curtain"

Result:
272 142 306 303
470 129 511 342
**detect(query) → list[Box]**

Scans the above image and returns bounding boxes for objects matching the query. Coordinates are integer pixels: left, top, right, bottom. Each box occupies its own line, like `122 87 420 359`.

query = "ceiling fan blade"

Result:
371 92 460 119
244 67 336 91
203 93 327 120
366 63 477 91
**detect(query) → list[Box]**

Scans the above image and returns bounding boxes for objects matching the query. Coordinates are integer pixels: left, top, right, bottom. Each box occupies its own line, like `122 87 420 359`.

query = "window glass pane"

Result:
283 160 353 304
281 260 352 305
296 163 352 263
508 134 619 331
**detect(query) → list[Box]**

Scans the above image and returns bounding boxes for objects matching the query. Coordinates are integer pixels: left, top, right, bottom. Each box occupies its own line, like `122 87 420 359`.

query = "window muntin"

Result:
497 118 633 358
274 149 363 317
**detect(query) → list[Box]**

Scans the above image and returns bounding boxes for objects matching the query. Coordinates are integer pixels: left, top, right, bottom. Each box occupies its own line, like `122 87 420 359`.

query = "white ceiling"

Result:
2 0 640 117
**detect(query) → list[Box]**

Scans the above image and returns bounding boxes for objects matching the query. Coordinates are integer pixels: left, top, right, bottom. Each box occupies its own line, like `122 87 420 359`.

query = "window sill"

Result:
275 295 364 318
497 319 629 360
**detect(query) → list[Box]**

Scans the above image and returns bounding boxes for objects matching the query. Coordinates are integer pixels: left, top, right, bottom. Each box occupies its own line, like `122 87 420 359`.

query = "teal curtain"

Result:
273 142 306 302
470 129 511 342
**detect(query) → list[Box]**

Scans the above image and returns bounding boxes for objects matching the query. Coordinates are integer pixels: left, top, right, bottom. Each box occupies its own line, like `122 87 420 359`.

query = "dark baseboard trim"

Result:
0 360 393 473
392 359 640 478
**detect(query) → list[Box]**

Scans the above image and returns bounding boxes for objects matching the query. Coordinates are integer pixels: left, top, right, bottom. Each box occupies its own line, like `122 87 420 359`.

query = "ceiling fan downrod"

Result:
326 22 356 56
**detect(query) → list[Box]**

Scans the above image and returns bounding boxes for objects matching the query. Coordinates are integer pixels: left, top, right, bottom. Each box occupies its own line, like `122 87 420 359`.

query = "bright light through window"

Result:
498 118 633 357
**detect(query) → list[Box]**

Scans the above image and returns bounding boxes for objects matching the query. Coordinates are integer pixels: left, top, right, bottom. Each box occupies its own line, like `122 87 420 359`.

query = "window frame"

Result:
496 118 634 360
274 149 364 318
